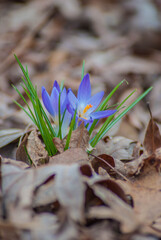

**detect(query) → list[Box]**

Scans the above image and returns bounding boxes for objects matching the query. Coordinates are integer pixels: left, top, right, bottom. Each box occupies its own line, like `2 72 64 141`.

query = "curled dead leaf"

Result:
87 184 139 233
91 154 115 176
143 115 161 155
95 179 128 203
66 123 89 150
25 130 49 167
0 128 27 148
16 133 29 164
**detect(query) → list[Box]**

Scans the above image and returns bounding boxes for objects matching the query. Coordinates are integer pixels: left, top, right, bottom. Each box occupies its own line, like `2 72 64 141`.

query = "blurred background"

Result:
1 0 161 153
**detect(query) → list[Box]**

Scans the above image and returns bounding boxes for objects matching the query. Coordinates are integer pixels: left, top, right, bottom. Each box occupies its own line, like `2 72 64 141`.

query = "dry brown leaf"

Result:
49 147 88 165
94 136 139 162
0 221 21 240
106 55 161 75
33 163 92 209
149 78 161 121
151 217 161 233
34 164 87 223
87 184 139 233
95 179 129 203
52 123 90 154
143 115 161 155
16 133 29 164
53 137 64 153
0 213 77 240
54 164 86 223
127 116 161 176
2 157 29 169
93 136 142 177
91 154 115 176
26 130 49 166
80 221 115 240
2 165 35 224
105 136 139 161
68 123 90 150
2 161 88 224
2 0 161 239
0 128 27 148
118 154 161 235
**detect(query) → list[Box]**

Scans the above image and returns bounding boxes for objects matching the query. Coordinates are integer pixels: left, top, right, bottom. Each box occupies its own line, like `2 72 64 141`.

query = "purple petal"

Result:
90 110 116 120
78 118 93 126
66 103 74 115
68 89 78 109
42 87 54 116
61 110 72 138
77 74 91 105
61 88 67 104
53 80 60 92
51 87 59 116
61 88 67 114
86 91 104 114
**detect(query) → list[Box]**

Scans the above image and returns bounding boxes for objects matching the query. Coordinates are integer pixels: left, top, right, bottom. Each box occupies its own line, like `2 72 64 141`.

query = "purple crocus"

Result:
67 74 116 126
42 81 71 138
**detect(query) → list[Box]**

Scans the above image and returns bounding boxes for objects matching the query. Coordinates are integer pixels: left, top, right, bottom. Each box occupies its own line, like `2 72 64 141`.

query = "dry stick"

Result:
0 5 55 73
89 153 130 182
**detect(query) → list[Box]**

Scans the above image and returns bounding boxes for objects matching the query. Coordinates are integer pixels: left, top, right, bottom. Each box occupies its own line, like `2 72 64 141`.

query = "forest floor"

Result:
1 0 161 239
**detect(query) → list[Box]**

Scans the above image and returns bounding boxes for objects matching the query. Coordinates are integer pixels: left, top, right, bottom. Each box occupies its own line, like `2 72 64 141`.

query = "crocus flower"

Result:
42 81 71 138
67 74 116 126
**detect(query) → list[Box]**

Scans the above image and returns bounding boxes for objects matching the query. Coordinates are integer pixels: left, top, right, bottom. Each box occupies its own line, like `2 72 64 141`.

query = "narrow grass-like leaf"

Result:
14 55 57 156
98 79 128 111
34 93 57 155
24 145 33 165
81 60 85 80
88 79 127 135
13 85 37 125
60 81 64 91
13 100 35 123
90 89 139 146
90 87 152 147
93 89 137 144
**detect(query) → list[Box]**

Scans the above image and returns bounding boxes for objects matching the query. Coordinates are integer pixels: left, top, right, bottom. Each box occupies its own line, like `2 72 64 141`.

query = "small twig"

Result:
147 102 152 119
89 153 130 182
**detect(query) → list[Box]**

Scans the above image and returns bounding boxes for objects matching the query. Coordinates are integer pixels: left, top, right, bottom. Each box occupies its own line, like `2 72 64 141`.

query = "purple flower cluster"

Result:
42 74 116 138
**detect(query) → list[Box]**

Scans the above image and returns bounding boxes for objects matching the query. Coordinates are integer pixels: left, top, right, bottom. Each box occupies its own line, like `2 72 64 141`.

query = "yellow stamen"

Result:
83 104 93 114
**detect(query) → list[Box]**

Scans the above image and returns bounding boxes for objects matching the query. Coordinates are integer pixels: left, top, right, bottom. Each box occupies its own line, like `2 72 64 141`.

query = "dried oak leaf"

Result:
135 115 161 175
93 136 141 177
33 163 92 211
87 184 139 233
26 130 49 166
49 147 89 165
118 165 161 236
117 117 161 235
2 161 90 224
